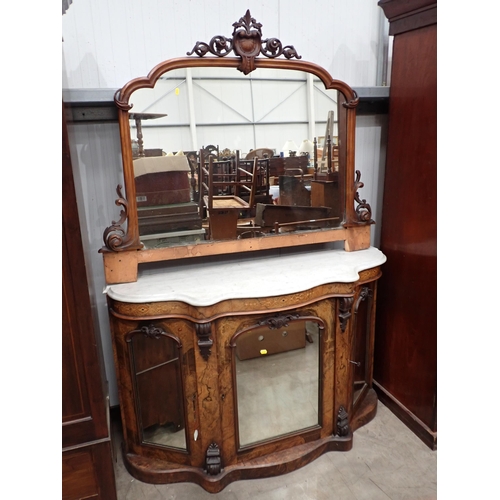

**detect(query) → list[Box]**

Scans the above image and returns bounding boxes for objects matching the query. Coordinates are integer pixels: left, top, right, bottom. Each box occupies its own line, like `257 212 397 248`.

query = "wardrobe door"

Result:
375 0 437 449
62 103 118 499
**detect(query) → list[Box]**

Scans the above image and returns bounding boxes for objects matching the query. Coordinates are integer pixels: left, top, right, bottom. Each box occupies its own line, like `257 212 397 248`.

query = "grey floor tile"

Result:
112 402 437 500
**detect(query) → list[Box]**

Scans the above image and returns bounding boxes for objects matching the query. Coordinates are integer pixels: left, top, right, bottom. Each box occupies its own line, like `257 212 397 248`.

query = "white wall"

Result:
62 0 385 89
62 0 389 406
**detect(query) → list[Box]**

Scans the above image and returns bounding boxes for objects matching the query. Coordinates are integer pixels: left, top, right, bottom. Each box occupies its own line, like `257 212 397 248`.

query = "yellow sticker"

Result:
175 88 180 95
260 349 268 355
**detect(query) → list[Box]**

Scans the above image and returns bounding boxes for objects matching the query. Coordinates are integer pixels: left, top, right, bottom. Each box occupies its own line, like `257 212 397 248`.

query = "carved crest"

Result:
187 10 301 74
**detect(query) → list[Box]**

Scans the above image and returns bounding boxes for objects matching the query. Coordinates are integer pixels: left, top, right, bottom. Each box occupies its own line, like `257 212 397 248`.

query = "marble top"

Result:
105 246 386 306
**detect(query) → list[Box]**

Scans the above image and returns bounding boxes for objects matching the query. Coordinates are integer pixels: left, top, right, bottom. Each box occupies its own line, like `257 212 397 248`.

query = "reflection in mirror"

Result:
234 320 320 448
127 67 345 248
129 328 187 450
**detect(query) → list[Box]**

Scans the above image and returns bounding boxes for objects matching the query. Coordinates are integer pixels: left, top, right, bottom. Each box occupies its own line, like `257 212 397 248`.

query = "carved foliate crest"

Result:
187 10 301 75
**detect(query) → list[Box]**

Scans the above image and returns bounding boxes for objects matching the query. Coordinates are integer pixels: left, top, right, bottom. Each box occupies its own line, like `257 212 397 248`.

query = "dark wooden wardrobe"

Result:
62 104 118 499
374 0 437 449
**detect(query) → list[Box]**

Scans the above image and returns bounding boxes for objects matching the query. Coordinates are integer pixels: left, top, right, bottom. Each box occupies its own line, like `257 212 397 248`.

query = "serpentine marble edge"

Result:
105 247 386 306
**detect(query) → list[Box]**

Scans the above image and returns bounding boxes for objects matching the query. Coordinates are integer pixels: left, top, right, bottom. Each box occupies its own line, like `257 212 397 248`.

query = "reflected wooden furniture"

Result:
106 247 385 493
236 154 272 209
134 155 202 235
129 112 167 158
200 155 259 239
62 106 117 500
279 168 311 206
311 176 341 218
254 203 336 232
269 155 308 180
245 147 273 159
375 0 437 450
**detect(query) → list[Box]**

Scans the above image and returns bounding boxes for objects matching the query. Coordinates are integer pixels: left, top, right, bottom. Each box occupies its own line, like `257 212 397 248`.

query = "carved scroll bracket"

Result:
354 170 373 223
196 323 213 361
187 10 301 75
101 185 143 252
205 442 222 475
339 297 354 333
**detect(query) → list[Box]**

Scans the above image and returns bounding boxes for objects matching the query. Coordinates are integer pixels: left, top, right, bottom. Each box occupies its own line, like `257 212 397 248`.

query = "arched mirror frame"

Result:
100 11 373 284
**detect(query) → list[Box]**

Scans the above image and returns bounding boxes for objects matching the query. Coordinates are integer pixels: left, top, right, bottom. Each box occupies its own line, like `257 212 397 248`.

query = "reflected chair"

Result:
235 152 271 211
199 153 258 239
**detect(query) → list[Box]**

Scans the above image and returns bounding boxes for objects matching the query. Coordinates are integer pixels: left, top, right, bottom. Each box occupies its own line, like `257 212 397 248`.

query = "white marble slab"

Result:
105 247 386 306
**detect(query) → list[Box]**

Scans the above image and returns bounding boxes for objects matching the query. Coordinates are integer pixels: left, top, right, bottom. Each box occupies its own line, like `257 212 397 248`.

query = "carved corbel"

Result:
196 323 213 361
205 442 222 475
339 297 354 333
336 406 349 437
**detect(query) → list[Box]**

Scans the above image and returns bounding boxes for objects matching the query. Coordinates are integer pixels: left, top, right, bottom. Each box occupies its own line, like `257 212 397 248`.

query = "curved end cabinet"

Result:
106 247 386 492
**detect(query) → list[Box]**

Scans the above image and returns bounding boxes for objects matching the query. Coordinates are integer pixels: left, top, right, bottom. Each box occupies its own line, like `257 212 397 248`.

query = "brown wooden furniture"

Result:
278 168 311 206
100 11 375 283
199 155 257 239
245 147 274 160
106 248 385 493
62 105 117 500
374 0 437 450
101 10 385 492
269 155 309 180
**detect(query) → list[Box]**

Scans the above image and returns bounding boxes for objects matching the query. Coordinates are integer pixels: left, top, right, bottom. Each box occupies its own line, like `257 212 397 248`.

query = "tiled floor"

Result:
111 402 437 500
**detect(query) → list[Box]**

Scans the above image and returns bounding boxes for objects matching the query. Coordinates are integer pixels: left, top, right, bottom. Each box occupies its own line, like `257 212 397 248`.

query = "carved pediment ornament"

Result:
187 10 301 75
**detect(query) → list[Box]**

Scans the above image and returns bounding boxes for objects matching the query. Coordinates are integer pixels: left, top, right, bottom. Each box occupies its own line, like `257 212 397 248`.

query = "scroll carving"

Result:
339 297 354 333
196 323 213 361
102 185 129 251
125 324 182 346
354 170 373 223
205 442 222 475
355 286 372 311
187 10 301 75
336 406 349 437
257 313 300 330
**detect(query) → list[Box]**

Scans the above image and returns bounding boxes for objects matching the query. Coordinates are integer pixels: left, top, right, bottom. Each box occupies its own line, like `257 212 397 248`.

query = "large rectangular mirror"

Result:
233 319 321 448
100 11 373 283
